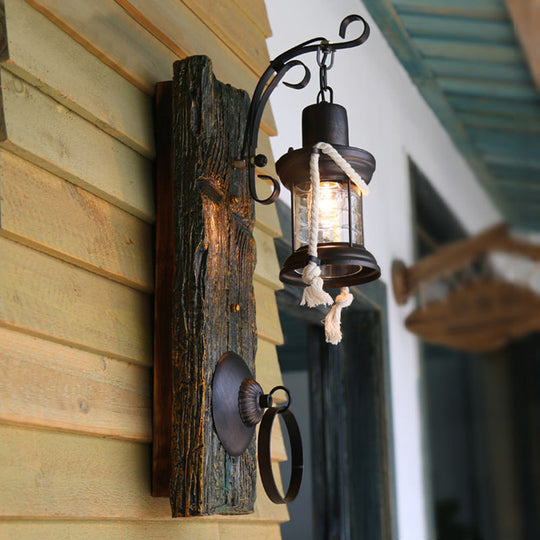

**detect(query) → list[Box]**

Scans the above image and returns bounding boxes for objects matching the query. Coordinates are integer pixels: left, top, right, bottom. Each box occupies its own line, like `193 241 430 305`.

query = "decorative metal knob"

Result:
238 378 265 426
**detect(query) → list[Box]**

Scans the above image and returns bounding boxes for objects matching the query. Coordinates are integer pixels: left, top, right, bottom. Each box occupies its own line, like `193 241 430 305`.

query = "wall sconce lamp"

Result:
235 14 380 291
153 13 378 518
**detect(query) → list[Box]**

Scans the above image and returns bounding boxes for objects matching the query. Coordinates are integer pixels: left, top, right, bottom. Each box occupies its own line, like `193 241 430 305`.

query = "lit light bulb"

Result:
318 182 341 243
292 180 363 249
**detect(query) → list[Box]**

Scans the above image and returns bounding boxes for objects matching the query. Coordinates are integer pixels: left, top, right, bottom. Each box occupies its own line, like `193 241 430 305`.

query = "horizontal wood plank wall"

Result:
0 0 289 535
0 149 154 292
0 424 288 521
1 0 154 157
0 67 155 222
24 0 277 136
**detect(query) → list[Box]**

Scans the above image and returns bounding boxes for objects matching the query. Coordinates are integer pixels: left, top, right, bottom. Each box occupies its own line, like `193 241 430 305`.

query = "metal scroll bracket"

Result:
212 352 303 503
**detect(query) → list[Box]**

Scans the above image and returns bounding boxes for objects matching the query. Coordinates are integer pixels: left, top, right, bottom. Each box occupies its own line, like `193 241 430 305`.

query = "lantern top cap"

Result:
302 102 349 148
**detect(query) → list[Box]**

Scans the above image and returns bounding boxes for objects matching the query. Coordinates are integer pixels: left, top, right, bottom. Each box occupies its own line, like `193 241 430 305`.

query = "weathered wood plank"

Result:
0 327 151 441
0 150 153 292
182 0 269 75
1 0 154 157
25 0 276 135
0 424 288 520
168 56 256 516
0 69 154 222
0 236 152 365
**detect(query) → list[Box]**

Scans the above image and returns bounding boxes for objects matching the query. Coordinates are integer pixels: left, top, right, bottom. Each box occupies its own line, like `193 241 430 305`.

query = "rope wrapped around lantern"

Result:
300 142 370 344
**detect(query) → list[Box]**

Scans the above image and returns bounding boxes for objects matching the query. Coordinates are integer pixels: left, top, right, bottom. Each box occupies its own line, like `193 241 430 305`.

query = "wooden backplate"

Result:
152 56 257 516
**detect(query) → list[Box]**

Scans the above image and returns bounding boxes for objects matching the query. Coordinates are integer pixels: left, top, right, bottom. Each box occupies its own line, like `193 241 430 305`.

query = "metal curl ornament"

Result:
234 14 371 204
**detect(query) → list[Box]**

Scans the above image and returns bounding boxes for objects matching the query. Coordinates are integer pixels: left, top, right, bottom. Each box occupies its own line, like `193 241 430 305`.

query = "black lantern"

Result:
236 14 380 289
276 101 380 287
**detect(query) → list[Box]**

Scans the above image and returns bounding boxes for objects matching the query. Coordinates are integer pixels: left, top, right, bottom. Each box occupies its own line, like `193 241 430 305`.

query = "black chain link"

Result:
316 43 335 103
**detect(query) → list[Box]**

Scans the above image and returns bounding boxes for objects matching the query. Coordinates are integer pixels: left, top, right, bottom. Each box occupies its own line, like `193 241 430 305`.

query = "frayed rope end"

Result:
324 287 353 344
300 262 333 307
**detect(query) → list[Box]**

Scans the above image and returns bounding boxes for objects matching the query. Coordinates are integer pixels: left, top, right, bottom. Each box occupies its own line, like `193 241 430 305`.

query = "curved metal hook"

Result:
243 60 309 204
236 14 370 205
282 62 311 89
336 14 370 49
251 174 280 205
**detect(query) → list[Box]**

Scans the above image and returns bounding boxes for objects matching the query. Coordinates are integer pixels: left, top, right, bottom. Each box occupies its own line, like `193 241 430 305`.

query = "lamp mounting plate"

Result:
212 352 256 457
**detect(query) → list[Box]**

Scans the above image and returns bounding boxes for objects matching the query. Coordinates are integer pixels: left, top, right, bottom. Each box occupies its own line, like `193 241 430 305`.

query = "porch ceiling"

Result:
363 0 540 231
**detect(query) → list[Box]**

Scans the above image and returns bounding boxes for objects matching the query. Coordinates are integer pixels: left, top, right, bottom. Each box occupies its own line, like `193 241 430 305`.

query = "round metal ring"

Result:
267 386 291 411
258 407 303 504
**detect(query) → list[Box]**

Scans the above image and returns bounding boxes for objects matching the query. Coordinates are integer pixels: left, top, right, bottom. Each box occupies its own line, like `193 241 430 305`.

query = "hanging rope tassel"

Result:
300 142 370 343
324 287 354 344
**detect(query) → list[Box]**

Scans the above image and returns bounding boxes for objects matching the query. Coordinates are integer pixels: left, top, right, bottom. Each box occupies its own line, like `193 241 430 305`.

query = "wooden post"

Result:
153 56 257 516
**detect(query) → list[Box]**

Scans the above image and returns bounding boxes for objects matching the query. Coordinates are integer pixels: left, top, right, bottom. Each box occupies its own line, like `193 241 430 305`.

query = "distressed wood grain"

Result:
167 56 256 516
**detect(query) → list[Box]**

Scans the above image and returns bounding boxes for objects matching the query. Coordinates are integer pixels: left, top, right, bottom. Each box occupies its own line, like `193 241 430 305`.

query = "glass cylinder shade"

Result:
293 179 363 251
275 101 380 288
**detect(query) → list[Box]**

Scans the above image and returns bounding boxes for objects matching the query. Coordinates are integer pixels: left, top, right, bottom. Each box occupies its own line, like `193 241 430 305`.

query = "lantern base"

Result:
280 244 380 288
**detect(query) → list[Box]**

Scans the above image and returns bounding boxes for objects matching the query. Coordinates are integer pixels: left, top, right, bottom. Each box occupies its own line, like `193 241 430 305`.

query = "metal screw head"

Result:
254 154 268 168
230 303 241 312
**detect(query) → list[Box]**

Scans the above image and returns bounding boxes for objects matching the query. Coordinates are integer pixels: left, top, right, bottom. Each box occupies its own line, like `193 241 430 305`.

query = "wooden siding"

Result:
0 0 288 536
